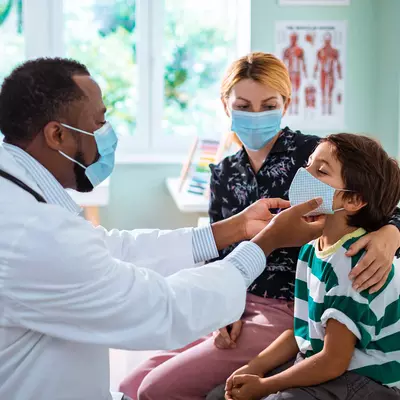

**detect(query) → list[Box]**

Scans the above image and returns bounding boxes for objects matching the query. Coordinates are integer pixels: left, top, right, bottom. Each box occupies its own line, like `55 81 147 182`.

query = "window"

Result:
0 0 247 157
0 0 24 83
64 0 138 140
160 0 238 144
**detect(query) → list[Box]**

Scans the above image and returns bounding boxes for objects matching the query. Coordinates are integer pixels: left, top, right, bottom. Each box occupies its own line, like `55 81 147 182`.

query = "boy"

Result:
209 133 400 400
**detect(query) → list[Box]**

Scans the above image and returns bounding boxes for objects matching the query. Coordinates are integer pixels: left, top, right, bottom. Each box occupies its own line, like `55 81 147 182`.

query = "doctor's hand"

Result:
252 198 326 255
237 198 291 240
211 198 290 251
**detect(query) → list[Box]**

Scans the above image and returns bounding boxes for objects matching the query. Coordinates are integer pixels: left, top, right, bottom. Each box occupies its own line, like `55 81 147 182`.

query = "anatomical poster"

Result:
275 21 346 130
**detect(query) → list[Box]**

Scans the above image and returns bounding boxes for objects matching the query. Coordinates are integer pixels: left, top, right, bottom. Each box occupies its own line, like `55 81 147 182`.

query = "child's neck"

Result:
319 212 359 251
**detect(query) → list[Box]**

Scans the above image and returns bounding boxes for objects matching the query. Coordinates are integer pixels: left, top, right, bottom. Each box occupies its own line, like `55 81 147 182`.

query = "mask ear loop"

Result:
59 124 91 170
333 188 353 213
59 151 87 170
60 123 95 137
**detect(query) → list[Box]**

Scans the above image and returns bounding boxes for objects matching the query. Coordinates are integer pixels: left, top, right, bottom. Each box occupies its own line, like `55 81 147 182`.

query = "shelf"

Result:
166 177 209 213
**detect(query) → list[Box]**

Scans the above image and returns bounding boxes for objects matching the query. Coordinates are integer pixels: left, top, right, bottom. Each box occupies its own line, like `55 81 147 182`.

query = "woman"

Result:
119 52 400 400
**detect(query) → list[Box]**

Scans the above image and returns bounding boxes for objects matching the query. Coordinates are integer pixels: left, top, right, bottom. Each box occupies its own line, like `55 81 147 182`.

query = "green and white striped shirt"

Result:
294 228 400 388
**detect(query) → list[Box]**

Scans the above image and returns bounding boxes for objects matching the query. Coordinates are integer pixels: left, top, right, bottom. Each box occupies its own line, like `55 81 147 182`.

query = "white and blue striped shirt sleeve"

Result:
225 242 266 287
192 225 266 287
192 225 219 263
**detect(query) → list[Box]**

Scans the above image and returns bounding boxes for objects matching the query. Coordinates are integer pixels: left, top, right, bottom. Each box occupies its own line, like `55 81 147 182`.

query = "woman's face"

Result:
224 78 289 116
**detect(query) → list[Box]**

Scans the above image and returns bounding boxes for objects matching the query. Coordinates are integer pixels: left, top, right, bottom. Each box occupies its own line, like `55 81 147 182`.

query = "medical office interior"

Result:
1 0 400 392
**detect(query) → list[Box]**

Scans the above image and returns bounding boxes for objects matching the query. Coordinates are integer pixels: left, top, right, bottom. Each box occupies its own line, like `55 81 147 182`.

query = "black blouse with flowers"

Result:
209 127 400 301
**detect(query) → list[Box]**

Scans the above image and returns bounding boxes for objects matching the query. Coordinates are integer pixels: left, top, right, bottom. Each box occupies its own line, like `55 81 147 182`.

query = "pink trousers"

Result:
119 294 294 400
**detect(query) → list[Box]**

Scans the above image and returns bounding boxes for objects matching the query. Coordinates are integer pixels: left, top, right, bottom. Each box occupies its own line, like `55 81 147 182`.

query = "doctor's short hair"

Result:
220 52 292 103
322 133 400 232
0 57 90 146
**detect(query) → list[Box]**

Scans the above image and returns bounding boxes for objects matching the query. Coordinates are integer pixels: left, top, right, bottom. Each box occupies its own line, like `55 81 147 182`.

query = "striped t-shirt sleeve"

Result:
321 249 374 348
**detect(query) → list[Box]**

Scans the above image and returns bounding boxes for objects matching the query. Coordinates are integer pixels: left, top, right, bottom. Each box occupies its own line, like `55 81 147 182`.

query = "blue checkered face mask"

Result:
289 167 351 216
59 122 118 188
231 109 282 151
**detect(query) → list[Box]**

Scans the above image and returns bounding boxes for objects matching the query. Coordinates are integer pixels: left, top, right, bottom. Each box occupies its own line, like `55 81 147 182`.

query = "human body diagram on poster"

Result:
276 21 346 130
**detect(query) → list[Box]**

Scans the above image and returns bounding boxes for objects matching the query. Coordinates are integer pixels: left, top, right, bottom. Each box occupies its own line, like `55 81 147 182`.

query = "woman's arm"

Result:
388 207 400 233
347 209 400 293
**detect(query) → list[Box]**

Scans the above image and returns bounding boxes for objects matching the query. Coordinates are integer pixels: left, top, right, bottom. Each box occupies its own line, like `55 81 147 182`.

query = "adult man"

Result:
0 58 325 400
313 32 342 115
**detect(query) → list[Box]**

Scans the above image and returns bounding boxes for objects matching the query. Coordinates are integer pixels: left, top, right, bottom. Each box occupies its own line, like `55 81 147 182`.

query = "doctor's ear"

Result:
43 122 69 151
343 193 367 213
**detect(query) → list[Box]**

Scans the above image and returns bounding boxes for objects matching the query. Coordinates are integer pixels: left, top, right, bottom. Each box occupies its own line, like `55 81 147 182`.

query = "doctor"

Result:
0 58 325 400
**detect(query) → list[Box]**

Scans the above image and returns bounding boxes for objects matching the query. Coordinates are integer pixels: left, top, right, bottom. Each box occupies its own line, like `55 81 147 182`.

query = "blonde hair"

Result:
221 52 292 101
221 52 292 146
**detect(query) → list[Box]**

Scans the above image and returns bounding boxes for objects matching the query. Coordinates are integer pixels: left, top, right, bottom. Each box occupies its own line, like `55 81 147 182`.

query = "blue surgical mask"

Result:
231 109 282 151
289 168 351 216
59 122 118 187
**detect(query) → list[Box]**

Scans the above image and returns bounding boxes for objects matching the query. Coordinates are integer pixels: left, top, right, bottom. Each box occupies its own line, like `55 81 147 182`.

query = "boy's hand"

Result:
225 365 264 399
214 321 243 349
225 374 266 400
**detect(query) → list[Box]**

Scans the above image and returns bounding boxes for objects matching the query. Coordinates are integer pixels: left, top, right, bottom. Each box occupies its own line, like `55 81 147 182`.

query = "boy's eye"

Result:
318 169 328 175
237 105 249 110
263 104 277 110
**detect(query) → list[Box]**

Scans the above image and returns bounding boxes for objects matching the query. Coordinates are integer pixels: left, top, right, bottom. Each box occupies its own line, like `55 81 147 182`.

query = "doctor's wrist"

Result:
252 230 275 256
211 215 247 251
226 242 266 287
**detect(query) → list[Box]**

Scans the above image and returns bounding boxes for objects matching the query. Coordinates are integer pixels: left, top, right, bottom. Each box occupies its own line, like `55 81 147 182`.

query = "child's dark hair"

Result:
322 133 400 232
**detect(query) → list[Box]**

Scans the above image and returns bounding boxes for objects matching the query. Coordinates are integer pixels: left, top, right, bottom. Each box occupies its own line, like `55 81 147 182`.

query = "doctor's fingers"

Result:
267 202 326 248
290 198 323 217
259 198 291 210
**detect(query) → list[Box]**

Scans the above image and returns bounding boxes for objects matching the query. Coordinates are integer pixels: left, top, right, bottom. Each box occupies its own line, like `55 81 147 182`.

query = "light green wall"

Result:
376 0 400 156
101 0 398 230
99 163 205 230
251 0 379 139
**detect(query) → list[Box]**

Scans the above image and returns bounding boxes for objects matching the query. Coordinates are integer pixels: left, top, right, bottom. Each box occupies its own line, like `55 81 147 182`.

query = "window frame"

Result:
15 0 250 160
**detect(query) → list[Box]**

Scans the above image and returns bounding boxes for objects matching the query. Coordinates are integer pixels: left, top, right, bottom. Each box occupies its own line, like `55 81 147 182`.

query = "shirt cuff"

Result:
192 225 219 264
225 242 266 287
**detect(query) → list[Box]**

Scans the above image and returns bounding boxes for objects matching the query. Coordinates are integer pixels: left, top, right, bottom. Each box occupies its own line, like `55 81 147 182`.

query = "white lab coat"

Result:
0 146 247 399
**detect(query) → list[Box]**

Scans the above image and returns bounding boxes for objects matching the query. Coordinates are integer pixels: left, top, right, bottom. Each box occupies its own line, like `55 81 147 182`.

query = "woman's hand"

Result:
225 374 266 400
214 321 243 349
347 225 400 293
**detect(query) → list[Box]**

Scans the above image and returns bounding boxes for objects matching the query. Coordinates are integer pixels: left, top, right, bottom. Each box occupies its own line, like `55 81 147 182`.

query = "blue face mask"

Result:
231 109 282 151
289 168 351 216
59 122 118 188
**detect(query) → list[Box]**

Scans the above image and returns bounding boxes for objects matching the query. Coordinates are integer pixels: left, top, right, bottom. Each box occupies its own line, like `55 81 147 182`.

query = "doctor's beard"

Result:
74 151 94 193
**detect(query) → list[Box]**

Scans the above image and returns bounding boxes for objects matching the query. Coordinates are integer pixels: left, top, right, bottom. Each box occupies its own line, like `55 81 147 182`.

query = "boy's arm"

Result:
225 329 299 394
247 329 299 375
258 319 357 395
